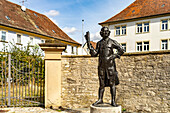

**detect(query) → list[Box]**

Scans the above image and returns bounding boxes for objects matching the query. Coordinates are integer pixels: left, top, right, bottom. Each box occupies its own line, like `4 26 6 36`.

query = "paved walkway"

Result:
0 107 90 113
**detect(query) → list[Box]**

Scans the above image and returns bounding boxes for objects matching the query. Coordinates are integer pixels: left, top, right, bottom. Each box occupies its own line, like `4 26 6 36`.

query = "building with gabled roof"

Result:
99 0 170 53
0 0 81 55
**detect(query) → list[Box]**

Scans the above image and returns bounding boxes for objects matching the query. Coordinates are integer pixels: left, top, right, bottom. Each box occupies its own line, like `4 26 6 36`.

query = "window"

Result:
143 42 149 51
121 43 126 52
1 31 6 41
5 16 10 20
137 23 142 33
115 25 126 36
71 46 74 54
136 22 150 33
30 37 33 45
136 42 142 51
161 40 168 50
17 34 21 43
161 20 168 30
144 23 149 32
115 27 120 36
41 40 44 43
122 26 126 35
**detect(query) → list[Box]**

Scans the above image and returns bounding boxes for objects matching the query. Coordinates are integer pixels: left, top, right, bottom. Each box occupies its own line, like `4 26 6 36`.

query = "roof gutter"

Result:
99 13 170 25
0 23 81 46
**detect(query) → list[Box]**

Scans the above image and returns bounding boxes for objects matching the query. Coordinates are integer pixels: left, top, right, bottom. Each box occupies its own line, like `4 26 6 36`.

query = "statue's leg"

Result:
92 86 104 106
92 75 105 106
110 85 117 106
109 71 117 106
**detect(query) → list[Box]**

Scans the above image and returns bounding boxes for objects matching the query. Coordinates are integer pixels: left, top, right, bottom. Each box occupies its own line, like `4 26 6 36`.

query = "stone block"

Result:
90 104 122 113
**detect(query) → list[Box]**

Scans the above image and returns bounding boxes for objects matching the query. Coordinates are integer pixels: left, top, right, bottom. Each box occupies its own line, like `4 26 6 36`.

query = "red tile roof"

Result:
0 0 81 46
90 41 97 49
99 0 170 25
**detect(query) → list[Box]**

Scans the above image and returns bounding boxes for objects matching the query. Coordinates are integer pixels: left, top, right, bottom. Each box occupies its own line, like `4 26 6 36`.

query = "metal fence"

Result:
0 54 45 107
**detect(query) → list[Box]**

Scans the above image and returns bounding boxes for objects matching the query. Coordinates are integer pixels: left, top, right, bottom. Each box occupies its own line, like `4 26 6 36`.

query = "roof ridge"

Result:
100 0 137 24
6 0 46 16
2 0 81 45
99 0 170 25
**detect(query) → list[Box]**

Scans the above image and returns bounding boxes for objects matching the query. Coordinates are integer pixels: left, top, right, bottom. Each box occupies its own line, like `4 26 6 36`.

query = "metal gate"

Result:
0 54 45 107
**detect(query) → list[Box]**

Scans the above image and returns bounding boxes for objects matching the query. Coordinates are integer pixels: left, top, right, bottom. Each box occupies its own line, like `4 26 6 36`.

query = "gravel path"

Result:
0 107 90 113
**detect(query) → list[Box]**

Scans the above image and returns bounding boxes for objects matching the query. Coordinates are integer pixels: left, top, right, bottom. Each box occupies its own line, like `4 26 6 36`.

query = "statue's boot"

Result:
110 86 117 107
111 100 117 107
92 88 104 106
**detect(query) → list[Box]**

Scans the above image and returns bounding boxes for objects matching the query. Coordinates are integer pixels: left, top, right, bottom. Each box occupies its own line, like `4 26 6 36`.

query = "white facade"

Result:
108 16 170 53
0 29 79 55
0 29 45 51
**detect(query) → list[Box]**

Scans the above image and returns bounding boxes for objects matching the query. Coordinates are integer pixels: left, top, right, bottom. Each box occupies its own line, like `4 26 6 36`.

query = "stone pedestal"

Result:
90 104 122 113
39 41 66 108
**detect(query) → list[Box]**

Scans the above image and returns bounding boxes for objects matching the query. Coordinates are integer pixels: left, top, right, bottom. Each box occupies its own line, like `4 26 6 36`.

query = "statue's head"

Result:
100 27 110 39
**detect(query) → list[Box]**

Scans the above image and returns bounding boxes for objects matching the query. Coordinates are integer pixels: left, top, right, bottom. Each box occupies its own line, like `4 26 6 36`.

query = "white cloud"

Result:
44 10 60 17
63 27 78 35
90 32 101 42
49 17 58 25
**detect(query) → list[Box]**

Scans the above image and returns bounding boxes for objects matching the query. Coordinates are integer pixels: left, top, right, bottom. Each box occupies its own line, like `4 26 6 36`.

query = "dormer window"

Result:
34 13 37 16
52 30 56 33
5 16 10 20
36 25 39 28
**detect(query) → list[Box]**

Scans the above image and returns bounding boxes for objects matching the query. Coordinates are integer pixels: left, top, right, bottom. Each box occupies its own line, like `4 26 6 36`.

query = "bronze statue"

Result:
85 27 124 107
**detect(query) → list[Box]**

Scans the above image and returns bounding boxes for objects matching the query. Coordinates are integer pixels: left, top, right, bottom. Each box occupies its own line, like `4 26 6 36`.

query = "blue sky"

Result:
8 0 135 44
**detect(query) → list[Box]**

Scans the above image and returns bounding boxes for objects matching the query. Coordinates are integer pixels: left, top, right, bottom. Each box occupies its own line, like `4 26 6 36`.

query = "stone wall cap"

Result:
62 50 170 58
123 50 170 56
39 43 67 47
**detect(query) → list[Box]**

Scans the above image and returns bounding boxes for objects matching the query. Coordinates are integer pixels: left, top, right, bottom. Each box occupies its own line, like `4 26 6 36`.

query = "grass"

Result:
0 83 44 107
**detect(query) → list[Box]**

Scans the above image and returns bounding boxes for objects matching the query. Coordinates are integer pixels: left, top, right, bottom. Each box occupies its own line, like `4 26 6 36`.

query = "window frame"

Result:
143 41 150 51
136 23 142 33
143 22 149 33
161 19 168 31
41 39 45 43
121 43 126 52
136 42 142 52
161 39 168 50
136 21 150 34
16 34 22 44
71 46 75 54
121 26 126 35
115 26 120 36
29 37 34 45
1 31 7 41
115 25 127 36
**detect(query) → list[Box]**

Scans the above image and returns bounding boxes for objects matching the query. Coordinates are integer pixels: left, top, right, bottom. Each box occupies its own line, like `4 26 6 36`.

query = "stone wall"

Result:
61 51 170 113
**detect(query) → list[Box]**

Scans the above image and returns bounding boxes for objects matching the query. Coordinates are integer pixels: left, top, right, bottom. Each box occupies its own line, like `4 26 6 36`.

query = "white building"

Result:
99 0 170 53
0 0 81 55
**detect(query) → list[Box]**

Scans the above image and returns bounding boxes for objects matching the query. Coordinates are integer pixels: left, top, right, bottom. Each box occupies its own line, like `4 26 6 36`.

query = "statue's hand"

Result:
85 31 90 43
112 54 120 59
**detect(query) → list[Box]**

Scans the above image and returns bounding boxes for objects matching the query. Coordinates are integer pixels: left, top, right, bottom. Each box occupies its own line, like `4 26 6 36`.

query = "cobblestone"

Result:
0 107 90 113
